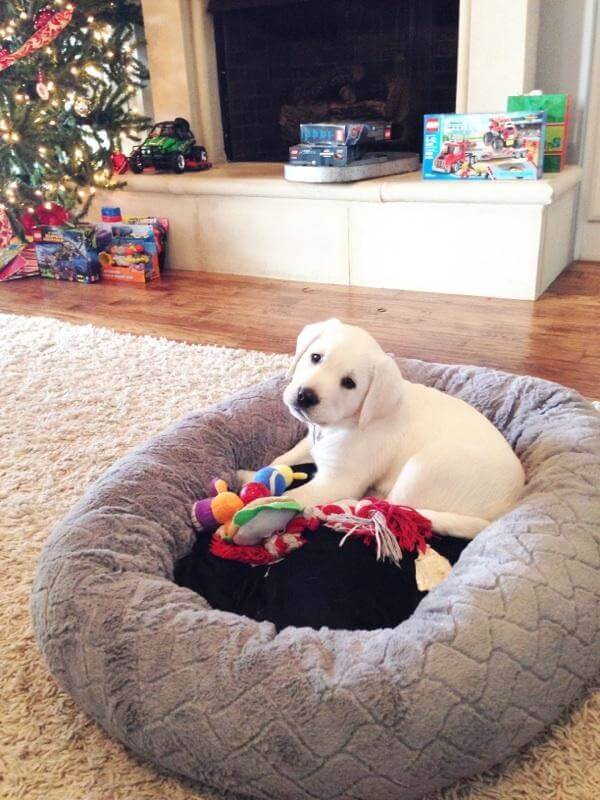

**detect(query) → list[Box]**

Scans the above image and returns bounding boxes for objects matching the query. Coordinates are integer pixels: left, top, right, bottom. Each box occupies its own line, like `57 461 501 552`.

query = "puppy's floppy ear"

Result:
358 355 403 429
287 318 341 376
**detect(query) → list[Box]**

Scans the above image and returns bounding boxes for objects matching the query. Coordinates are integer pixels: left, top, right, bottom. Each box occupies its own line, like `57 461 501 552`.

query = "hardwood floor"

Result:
1 261 599 397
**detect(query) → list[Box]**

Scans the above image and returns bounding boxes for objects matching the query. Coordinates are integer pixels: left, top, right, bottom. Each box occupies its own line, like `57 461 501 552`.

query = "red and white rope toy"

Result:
209 497 432 566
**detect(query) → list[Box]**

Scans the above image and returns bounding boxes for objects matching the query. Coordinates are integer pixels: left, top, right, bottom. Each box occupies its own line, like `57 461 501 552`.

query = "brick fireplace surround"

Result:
93 0 583 300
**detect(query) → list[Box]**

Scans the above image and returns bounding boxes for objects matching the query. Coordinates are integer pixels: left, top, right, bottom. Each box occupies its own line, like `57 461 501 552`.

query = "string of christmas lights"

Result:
0 0 149 240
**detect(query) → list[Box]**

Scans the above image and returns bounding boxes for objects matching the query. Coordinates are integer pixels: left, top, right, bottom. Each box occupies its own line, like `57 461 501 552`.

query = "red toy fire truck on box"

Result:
433 140 475 173
483 116 526 151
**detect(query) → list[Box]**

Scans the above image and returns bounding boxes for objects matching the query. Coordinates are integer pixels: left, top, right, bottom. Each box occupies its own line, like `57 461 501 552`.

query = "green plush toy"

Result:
231 499 303 546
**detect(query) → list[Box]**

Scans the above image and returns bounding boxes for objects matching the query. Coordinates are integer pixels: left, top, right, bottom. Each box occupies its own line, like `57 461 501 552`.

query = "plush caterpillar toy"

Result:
191 465 307 537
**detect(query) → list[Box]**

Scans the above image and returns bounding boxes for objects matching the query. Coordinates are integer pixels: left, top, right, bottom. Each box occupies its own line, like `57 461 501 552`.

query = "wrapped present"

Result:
0 243 39 281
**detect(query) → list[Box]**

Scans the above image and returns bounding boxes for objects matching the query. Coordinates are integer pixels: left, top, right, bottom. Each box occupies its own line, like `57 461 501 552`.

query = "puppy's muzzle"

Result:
296 386 319 409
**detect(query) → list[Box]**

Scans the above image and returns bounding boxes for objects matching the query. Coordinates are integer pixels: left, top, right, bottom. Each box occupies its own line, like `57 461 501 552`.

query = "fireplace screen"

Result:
210 0 459 162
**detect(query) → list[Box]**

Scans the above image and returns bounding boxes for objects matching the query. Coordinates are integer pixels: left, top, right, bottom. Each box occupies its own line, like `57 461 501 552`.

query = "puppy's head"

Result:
284 319 403 428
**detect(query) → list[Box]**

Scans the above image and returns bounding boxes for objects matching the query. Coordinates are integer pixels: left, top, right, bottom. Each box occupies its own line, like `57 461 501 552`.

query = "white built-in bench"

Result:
93 163 583 300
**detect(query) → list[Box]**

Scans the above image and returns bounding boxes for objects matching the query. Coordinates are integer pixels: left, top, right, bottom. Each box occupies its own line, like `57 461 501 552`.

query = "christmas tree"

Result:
0 0 149 242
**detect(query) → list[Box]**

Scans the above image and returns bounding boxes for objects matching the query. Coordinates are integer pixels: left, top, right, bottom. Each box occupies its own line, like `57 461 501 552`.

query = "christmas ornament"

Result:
110 151 129 175
35 68 49 100
0 6 75 74
20 202 70 237
0 206 14 248
73 96 92 121
34 5 56 31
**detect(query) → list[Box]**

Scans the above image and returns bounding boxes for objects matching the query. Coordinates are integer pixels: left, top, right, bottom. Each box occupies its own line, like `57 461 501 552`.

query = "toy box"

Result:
299 120 391 147
289 143 358 167
291 120 392 167
507 92 571 172
422 111 546 180
33 225 104 282
96 217 168 283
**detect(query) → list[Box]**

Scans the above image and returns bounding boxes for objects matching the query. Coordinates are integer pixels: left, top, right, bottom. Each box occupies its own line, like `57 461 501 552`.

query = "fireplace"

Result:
209 0 459 162
107 1 582 301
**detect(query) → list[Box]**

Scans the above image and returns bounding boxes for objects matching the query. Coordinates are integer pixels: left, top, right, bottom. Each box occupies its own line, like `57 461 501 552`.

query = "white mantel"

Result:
98 0 582 299
95 165 582 300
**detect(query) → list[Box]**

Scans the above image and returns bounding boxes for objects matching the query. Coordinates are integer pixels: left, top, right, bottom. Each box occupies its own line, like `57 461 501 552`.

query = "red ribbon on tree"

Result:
20 202 70 237
0 6 75 73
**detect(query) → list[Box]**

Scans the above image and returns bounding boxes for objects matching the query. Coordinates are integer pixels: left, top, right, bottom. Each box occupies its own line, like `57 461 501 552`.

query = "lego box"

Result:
422 111 546 180
507 93 571 172
299 120 391 147
33 225 103 282
96 217 168 283
291 119 393 167
289 143 358 167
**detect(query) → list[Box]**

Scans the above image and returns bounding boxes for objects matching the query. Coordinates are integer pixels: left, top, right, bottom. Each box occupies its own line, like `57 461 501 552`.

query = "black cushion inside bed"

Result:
175 465 469 631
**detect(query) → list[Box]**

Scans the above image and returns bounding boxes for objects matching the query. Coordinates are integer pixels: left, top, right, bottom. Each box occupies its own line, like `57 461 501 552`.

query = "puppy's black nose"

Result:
296 386 319 408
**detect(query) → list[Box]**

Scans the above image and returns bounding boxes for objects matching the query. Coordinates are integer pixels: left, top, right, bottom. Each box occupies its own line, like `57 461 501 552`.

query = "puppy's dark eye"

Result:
340 376 356 390
311 353 322 364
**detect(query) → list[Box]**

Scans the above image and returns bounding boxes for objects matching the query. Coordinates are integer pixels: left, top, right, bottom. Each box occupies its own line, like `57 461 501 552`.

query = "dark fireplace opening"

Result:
210 0 460 163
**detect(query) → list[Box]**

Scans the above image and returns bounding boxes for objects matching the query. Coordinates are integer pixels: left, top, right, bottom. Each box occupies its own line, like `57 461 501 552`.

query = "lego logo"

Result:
426 118 439 132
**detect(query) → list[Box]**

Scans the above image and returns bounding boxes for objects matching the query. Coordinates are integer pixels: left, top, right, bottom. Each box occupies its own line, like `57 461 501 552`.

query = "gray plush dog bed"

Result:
32 359 600 800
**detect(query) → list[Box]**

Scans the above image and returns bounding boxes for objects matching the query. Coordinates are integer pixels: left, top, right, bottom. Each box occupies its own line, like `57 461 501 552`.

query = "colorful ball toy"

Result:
239 482 271 504
252 464 308 495
191 479 243 533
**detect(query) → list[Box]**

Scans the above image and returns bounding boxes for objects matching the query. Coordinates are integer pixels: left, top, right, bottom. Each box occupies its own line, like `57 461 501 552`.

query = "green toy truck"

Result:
129 118 211 174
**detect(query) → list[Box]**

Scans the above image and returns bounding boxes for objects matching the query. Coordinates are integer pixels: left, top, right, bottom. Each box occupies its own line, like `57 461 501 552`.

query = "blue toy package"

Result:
299 121 391 147
33 225 107 283
290 120 392 167
422 111 546 180
95 218 168 283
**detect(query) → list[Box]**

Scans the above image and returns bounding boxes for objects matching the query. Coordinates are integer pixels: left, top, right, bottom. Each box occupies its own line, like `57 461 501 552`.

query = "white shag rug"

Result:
0 312 598 800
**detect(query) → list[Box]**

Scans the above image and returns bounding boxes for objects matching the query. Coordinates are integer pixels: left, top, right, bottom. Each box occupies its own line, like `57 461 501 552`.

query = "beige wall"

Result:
578 2 600 259
456 0 540 112
535 0 597 164
140 0 225 162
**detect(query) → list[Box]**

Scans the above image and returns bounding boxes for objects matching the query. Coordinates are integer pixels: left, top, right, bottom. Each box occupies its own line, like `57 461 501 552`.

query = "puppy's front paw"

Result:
415 547 452 592
236 469 255 486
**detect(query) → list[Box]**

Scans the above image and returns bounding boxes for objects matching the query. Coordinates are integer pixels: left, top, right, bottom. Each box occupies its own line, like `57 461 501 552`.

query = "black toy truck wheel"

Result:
130 154 144 174
483 132 493 146
492 136 504 152
172 153 186 174
192 145 207 163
